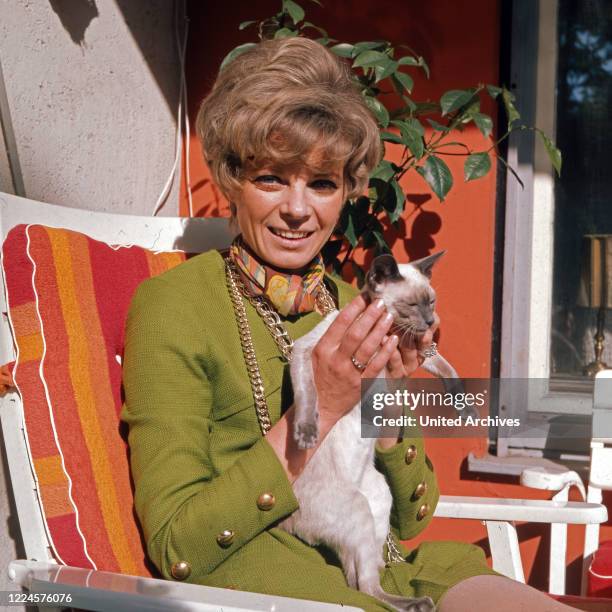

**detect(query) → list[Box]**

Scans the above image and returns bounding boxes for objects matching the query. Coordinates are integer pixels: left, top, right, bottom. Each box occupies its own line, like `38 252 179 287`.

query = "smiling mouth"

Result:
268 227 315 240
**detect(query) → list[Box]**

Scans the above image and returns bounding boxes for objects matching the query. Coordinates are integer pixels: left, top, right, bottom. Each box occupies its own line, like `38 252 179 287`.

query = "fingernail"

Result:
390 334 399 345
374 298 385 309
384 312 393 323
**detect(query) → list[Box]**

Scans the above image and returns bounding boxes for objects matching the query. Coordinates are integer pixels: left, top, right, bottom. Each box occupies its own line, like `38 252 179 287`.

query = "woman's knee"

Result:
437 575 579 612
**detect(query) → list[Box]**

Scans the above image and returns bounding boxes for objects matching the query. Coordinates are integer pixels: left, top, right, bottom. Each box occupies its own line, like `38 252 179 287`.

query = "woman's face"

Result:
233 158 346 271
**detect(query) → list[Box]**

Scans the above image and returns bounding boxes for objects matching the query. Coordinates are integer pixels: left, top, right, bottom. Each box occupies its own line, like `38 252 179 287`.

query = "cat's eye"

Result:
430 299 436 305
409 303 418 307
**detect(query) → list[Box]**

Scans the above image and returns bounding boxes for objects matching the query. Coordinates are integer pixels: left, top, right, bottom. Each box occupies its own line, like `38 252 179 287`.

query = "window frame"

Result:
497 0 593 459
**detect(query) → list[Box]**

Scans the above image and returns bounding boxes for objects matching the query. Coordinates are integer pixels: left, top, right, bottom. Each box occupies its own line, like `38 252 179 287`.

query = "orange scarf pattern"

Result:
229 236 326 316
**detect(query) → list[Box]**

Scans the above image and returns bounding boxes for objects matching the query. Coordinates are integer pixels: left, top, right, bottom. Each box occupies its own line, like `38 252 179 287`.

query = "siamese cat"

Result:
279 252 459 612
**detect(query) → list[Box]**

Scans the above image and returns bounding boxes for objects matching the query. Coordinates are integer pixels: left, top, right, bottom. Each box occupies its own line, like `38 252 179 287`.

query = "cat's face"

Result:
365 252 445 335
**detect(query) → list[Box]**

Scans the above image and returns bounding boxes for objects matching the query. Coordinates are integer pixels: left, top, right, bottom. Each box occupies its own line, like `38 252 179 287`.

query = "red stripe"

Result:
28 227 110 570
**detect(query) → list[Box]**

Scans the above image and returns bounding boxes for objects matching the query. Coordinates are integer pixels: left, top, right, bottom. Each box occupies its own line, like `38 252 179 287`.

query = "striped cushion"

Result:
2 224 186 575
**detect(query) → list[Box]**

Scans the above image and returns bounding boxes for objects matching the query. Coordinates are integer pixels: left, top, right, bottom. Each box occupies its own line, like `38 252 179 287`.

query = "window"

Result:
498 0 612 458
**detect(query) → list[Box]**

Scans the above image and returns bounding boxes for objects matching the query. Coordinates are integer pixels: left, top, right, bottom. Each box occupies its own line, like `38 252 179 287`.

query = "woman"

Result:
122 37 577 611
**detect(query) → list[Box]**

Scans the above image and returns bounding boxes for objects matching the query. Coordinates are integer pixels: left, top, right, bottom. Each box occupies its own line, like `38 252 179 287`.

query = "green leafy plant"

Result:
223 0 562 284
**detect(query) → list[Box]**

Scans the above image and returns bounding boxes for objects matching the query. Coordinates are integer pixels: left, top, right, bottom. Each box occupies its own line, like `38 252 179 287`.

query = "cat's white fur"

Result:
277 255 457 612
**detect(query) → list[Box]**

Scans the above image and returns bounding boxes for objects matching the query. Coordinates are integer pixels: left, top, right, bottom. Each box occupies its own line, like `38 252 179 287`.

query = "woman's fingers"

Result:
351 310 394 367
362 334 399 378
385 345 406 379
318 293 368 348
337 298 388 358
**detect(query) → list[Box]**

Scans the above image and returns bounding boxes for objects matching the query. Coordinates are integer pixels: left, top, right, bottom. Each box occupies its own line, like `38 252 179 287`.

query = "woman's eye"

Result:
310 179 337 190
409 303 418 307
254 175 282 184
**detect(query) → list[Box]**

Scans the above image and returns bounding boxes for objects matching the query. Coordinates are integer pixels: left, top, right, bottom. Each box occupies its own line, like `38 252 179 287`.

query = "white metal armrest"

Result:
435 494 608 591
435 494 606 524
8 560 363 612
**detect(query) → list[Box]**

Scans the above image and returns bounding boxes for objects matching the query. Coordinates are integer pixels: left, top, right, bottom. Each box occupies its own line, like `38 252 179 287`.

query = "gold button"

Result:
216 529 235 547
257 492 276 511
170 560 191 580
405 444 418 464
414 481 428 499
417 503 430 521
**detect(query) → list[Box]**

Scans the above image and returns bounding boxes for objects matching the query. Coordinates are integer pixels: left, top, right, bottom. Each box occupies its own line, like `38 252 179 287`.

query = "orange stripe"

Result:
39 483 74 518
48 230 138 574
145 249 185 278
17 332 44 362
10 302 41 336
35 455 68 486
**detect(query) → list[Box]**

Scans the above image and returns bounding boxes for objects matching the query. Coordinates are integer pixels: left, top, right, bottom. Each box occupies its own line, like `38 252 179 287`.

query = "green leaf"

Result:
372 229 390 253
274 27 298 38
402 96 417 112
417 156 453 201
426 118 450 132
486 84 503 98
364 95 390 127
220 43 257 71
353 41 386 55
391 71 414 94
322 239 344 263
501 87 520 125
330 43 354 58
238 20 257 31
440 89 476 116
464 152 491 181
353 50 388 68
472 112 493 138
339 205 358 247
380 130 403 144
538 130 562 177
374 59 398 82
350 260 366 289
393 119 424 159
419 57 430 78
386 178 406 223
414 101 440 116
370 159 395 181
283 0 305 23
302 22 328 37
307 0 323 5
397 55 419 66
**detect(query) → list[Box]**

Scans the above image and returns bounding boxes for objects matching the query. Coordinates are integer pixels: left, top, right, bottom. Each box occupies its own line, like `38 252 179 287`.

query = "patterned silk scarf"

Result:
228 235 326 316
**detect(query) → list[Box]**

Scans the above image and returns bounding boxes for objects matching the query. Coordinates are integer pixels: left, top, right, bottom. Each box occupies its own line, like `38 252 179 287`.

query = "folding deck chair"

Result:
0 192 608 611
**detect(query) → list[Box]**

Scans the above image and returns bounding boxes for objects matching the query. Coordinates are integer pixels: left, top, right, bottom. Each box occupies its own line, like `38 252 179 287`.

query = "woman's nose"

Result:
282 184 310 219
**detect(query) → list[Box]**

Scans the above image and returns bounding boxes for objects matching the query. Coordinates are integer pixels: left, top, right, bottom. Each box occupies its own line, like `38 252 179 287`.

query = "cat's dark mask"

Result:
366 251 446 294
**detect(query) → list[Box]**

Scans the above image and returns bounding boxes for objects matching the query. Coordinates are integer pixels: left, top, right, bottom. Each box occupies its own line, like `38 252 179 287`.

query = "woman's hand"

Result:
385 312 440 379
310 294 399 428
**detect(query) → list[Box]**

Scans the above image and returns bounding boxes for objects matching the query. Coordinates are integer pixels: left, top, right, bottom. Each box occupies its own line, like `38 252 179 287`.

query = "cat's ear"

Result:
366 254 402 292
411 250 446 278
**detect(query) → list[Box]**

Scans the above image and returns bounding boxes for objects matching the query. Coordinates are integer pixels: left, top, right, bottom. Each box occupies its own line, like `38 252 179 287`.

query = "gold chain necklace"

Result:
224 256 336 433
224 256 404 565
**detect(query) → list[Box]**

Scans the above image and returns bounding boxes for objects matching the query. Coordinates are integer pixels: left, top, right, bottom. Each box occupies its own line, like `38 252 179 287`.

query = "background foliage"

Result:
223 0 562 284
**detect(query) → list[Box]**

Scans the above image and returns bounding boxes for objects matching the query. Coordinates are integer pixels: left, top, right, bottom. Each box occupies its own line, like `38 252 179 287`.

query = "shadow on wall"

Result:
48 0 99 46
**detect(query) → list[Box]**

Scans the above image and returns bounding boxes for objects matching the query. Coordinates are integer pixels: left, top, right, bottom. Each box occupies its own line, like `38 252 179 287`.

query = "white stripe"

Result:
25 224 98 570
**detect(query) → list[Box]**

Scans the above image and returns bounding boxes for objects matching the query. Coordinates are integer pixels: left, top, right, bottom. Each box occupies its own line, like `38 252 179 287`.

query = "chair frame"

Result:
0 192 607 611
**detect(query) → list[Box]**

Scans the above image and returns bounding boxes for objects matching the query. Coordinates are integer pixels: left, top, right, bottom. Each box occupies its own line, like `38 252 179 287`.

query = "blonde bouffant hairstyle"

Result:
196 37 382 214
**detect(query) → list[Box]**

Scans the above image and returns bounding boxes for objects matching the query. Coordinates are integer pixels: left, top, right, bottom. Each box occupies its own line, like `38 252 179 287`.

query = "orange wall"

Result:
182 0 611 594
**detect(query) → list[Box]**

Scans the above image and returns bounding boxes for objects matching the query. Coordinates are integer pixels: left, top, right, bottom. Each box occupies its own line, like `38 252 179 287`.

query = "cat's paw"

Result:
399 596 435 612
294 420 319 449
381 594 435 612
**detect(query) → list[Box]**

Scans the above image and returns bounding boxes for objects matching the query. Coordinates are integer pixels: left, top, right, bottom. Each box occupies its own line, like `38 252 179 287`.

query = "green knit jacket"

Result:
121 250 495 611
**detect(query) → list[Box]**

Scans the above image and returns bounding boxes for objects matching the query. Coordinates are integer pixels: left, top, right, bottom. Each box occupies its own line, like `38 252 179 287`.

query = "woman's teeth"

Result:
270 228 312 240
